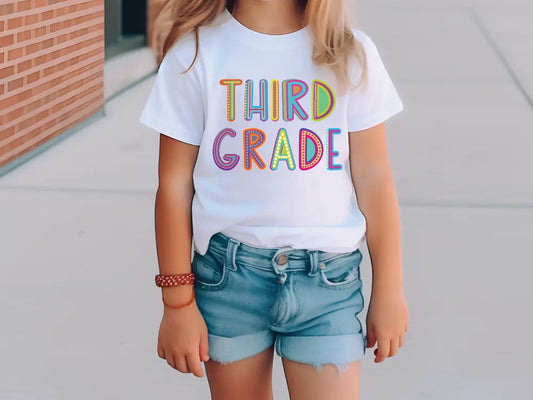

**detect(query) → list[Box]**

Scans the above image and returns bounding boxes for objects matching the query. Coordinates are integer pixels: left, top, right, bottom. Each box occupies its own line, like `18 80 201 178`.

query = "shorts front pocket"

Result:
192 250 229 290
317 249 362 290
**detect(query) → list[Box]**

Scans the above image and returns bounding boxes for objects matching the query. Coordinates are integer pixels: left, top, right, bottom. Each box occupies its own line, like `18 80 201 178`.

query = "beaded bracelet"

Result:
155 273 195 287
156 273 196 309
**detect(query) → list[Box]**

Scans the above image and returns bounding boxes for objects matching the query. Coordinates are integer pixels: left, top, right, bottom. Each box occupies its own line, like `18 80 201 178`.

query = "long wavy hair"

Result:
151 0 367 94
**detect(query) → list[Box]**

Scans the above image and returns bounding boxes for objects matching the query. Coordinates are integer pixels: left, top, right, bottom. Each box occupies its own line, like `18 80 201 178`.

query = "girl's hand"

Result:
157 296 210 377
365 287 409 363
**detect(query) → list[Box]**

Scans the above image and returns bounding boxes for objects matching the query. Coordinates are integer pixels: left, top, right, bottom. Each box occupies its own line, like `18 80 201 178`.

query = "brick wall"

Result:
0 0 105 167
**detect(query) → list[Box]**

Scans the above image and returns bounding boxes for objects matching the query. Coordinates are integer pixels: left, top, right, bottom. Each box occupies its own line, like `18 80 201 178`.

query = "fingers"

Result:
157 343 165 360
372 331 406 363
199 330 210 363
186 352 204 378
374 335 390 363
175 355 188 373
389 336 399 357
169 353 203 378
167 354 178 370
366 323 377 348
160 341 207 377
167 353 200 377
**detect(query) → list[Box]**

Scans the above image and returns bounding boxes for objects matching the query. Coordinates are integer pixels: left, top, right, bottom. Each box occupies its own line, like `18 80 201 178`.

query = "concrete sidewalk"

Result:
1 1 532 399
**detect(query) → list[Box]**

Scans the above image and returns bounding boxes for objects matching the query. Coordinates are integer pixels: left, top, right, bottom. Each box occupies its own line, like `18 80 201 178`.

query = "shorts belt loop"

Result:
307 250 319 276
225 237 239 271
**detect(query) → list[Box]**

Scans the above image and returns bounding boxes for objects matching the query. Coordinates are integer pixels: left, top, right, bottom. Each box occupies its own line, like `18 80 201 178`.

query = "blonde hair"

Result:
151 0 367 95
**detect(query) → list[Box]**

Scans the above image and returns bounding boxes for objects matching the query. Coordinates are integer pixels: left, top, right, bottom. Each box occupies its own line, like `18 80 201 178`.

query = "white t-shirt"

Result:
139 8 404 256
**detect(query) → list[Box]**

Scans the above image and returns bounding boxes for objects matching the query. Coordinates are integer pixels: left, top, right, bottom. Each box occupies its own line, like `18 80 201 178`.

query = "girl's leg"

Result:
282 358 361 400
204 345 276 400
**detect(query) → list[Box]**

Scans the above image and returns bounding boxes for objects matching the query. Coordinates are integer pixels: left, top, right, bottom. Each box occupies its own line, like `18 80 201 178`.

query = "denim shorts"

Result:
192 232 367 374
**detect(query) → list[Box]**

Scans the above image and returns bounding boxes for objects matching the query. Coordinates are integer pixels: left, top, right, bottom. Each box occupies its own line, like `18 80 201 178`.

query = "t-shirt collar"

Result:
219 7 310 49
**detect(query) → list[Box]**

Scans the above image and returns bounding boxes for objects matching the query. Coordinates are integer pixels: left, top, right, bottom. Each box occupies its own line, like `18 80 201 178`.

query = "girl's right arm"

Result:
154 134 209 378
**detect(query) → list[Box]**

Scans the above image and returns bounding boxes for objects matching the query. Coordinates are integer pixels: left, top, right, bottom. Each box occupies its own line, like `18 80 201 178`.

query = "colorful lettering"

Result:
283 79 309 121
271 79 279 121
245 79 268 121
270 128 295 170
215 78 344 172
299 128 323 170
213 128 240 170
313 80 336 121
220 79 243 121
243 128 266 170
327 128 342 170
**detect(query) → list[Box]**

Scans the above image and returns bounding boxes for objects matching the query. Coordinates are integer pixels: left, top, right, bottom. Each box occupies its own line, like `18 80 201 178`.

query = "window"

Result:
104 0 147 60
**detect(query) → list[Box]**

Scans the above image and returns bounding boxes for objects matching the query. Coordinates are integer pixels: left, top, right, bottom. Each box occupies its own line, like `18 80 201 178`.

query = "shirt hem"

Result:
347 99 404 133
139 111 202 146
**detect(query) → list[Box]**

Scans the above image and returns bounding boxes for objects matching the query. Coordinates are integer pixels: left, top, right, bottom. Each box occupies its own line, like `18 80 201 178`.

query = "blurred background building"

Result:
0 0 164 174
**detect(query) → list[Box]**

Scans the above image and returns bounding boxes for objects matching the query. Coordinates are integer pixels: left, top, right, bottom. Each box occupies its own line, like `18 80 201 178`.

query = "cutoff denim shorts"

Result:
192 232 367 374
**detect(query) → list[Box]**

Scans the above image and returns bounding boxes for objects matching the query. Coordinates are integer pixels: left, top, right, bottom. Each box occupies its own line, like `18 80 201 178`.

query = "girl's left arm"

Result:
349 122 409 363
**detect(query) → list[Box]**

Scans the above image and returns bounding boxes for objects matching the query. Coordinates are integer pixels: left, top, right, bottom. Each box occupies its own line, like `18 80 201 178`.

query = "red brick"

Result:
27 71 40 83
42 37 55 49
33 26 46 37
0 34 14 47
42 10 54 20
26 41 42 54
8 77 24 91
16 1 32 12
7 107 24 121
17 29 32 41
8 47 23 61
0 3 15 15
17 59 32 72
0 126 15 142
0 65 14 79
7 17 23 29
24 13 39 25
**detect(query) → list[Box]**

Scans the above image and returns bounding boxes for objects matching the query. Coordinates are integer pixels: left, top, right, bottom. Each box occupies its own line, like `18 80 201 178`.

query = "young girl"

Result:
140 0 409 399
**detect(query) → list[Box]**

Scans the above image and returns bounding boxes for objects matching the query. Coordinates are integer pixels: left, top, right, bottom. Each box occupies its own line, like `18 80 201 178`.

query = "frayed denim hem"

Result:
310 362 352 375
208 357 238 366
209 356 354 376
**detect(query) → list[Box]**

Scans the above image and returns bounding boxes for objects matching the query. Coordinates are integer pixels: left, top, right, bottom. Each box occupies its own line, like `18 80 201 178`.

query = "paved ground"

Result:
1 1 532 399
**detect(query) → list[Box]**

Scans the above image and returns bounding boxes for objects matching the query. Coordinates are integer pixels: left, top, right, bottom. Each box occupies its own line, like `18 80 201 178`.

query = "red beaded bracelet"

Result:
155 273 195 287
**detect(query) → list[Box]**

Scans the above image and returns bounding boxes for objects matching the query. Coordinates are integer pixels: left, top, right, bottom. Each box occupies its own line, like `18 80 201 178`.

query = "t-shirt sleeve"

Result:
347 30 404 132
139 46 204 146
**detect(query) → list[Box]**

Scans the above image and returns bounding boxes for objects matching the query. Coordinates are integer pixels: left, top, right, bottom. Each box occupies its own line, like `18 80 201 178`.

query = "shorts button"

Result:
276 254 288 265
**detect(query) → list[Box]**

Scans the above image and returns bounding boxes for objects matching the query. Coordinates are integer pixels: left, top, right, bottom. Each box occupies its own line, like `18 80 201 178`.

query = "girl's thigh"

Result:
282 358 361 400
204 345 276 400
